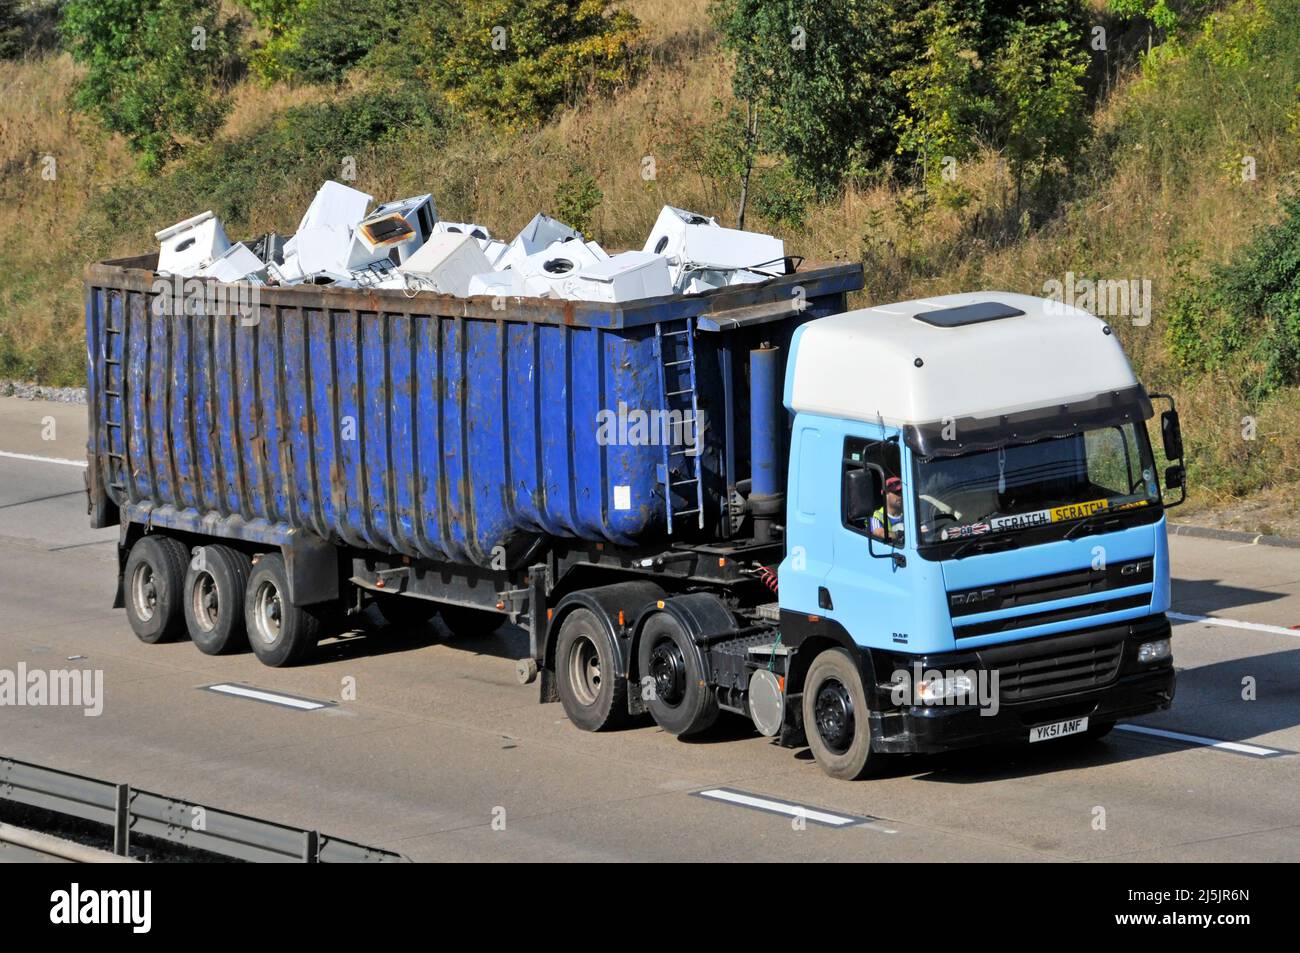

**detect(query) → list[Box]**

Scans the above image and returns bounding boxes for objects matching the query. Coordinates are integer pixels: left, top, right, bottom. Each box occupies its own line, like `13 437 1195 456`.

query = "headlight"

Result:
915 674 974 702
1137 639 1171 664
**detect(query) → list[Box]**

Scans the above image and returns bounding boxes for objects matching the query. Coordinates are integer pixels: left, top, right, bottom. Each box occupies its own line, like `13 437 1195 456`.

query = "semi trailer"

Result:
84 255 1182 779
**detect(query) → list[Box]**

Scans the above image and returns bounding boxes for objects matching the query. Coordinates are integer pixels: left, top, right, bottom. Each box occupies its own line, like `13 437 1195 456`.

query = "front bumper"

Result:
866 615 1175 755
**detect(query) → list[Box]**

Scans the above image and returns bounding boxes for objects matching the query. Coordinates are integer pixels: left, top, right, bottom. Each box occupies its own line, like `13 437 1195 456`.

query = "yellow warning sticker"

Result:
1050 498 1110 522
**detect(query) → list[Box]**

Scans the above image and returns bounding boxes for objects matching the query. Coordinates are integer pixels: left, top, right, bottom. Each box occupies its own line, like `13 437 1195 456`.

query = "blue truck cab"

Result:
775 292 1180 778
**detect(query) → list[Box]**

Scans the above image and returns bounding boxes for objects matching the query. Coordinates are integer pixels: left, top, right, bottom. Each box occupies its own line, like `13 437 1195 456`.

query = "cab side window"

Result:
841 436 903 545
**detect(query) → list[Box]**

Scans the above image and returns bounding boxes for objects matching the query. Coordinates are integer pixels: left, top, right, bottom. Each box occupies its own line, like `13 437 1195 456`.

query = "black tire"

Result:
183 544 251 655
243 552 322 667
123 535 189 644
374 594 439 631
637 612 718 737
555 608 627 731
439 604 506 638
803 648 875 780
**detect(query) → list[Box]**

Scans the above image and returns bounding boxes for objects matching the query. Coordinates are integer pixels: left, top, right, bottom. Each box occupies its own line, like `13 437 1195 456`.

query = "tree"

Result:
411 0 641 129
713 1 1090 194
713 0 919 194
61 0 239 171
990 18 1089 207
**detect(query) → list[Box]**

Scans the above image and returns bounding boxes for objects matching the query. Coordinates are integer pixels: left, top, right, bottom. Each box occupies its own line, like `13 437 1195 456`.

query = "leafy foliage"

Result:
411 0 642 129
1168 195 1300 401
553 168 603 237
713 0 1090 193
60 0 239 171
0 0 22 58
243 0 418 84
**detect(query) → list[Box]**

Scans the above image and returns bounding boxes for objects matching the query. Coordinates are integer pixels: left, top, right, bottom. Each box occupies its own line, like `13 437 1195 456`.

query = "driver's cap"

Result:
885 476 902 494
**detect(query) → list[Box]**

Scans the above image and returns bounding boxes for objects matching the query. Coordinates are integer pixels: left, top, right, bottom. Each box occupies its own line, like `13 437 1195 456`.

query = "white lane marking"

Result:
203 683 333 711
0 450 87 468
694 788 871 827
1168 610 1300 638
1116 724 1284 757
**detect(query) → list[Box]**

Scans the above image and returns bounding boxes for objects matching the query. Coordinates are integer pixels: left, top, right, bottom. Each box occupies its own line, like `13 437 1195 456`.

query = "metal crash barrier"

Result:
0 756 407 863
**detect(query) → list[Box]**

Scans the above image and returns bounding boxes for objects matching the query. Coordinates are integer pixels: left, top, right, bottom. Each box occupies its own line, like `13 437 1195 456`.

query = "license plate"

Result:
1028 716 1088 743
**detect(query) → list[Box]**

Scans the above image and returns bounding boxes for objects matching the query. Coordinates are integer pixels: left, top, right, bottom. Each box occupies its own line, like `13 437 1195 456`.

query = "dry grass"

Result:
0 53 131 380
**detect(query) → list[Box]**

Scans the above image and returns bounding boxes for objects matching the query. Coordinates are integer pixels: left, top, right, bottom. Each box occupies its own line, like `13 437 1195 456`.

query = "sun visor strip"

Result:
904 384 1154 458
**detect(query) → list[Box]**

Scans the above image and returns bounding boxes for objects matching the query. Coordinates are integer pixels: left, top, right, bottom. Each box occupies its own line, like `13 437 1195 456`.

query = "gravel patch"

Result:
0 380 87 403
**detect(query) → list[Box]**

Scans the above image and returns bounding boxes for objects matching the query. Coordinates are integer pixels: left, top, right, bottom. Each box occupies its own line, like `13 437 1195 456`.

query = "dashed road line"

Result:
0 450 87 468
1117 724 1286 758
1169 610 1300 638
693 788 877 828
202 683 336 711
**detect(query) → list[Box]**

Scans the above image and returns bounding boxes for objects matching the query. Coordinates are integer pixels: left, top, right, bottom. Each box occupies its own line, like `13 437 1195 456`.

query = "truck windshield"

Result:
914 421 1160 547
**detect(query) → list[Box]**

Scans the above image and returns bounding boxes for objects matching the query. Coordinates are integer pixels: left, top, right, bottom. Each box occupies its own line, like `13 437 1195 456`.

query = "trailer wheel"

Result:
803 648 874 780
374 594 438 631
244 553 322 667
183 545 251 655
556 608 627 731
637 612 718 737
123 535 189 644
439 604 506 639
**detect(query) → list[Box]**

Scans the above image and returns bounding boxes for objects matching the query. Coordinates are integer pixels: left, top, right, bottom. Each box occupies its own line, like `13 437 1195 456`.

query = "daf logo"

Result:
1120 560 1152 576
951 588 997 607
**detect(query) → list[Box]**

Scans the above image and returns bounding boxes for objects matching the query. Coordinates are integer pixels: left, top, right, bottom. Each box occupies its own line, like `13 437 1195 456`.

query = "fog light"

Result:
1138 639 1171 663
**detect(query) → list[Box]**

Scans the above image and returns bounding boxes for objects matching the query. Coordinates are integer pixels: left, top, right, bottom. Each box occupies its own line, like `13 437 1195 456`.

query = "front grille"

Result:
989 638 1124 702
953 593 1150 638
948 558 1154 617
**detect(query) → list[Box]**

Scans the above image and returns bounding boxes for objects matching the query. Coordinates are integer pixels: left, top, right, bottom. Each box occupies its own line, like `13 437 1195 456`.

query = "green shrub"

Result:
0 0 22 57
411 0 641 129
713 0 1090 194
553 168 603 237
244 0 419 84
87 90 448 243
1167 194 1300 401
60 0 240 171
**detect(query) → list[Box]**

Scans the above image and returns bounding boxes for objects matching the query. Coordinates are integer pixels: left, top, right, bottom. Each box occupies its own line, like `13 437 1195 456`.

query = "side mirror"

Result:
1165 464 1185 491
843 466 881 525
1161 409 1183 461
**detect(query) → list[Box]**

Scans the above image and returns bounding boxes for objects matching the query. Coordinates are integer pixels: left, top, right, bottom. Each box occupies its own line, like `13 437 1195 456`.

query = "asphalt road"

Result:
1 396 1298 862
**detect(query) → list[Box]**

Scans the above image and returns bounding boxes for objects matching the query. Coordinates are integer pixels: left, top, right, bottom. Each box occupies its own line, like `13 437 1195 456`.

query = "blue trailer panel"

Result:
84 256 862 569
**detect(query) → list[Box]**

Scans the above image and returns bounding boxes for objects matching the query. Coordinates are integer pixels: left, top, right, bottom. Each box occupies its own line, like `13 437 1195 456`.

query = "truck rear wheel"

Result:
374 594 439 631
244 553 322 667
439 604 506 638
556 608 627 732
183 544 251 655
637 613 718 737
803 648 875 780
123 535 189 644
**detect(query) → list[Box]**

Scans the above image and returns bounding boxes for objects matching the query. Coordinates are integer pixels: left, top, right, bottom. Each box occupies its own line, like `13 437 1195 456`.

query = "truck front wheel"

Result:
556 608 627 731
803 648 875 780
244 553 322 667
123 535 189 644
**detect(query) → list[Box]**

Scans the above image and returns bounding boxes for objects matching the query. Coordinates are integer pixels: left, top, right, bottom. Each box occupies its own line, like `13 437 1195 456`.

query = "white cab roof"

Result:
785 292 1140 427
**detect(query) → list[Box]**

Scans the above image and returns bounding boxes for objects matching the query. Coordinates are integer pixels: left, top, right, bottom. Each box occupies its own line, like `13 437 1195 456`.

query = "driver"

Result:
871 476 905 543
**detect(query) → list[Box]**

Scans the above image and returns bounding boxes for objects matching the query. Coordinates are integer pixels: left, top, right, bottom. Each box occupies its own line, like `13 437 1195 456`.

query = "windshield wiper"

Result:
951 534 1019 560
1063 513 1123 540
